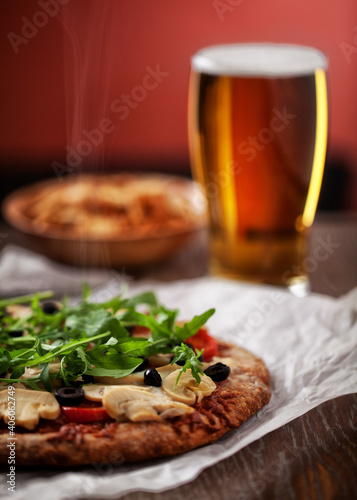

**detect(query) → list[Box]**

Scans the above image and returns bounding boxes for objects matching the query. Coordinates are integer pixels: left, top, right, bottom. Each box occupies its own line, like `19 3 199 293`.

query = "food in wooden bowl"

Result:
2 174 207 267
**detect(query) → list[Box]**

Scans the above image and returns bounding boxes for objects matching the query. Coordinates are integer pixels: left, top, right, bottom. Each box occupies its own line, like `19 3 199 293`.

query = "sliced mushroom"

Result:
156 363 181 380
83 384 109 402
0 388 60 430
148 353 173 368
21 361 62 378
123 400 161 422
102 385 194 422
85 365 184 402
84 383 151 402
0 382 26 391
49 362 62 374
91 364 182 392
93 370 146 386
162 369 216 404
22 366 41 377
6 305 32 320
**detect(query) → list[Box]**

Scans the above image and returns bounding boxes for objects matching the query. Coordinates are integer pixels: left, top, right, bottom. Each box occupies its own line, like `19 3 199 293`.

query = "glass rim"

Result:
191 43 328 77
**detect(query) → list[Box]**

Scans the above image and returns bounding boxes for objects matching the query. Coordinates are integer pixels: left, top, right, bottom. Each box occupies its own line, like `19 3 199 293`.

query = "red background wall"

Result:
1 0 356 208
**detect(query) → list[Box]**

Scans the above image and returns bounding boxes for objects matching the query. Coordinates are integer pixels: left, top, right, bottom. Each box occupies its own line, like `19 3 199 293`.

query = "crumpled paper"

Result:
0 247 356 500
0 245 117 298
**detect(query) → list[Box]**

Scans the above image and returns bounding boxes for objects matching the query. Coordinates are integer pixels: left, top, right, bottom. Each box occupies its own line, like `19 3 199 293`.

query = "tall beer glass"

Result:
188 44 328 293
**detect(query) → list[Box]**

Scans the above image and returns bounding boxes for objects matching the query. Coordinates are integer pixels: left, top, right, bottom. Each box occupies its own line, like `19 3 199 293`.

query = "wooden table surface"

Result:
0 212 356 500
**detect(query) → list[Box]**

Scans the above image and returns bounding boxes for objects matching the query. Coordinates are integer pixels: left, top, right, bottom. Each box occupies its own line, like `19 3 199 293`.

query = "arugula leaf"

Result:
98 290 159 315
9 366 25 379
155 306 178 332
86 346 144 378
174 309 215 342
115 337 169 358
117 310 172 339
0 374 56 391
82 282 91 301
21 378 45 391
171 343 205 386
0 334 39 348
0 287 216 390
0 347 11 374
0 291 53 309
13 331 112 368
8 347 37 363
120 291 160 312
39 363 52 392
59 348 91 385
65 308 129 339
9 338 40 363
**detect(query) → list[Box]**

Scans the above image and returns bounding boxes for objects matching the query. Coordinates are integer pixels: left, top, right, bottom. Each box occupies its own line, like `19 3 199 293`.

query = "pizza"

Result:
0 289 271 467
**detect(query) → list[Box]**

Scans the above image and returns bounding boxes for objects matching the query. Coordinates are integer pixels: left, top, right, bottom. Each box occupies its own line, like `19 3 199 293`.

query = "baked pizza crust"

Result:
0 341 270 467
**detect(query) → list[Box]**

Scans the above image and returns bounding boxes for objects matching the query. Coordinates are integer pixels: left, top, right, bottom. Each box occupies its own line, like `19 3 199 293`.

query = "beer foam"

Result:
192 44 327 77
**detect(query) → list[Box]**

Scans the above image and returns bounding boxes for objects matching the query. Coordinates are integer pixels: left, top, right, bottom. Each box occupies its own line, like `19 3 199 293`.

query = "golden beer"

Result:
189 44 328 291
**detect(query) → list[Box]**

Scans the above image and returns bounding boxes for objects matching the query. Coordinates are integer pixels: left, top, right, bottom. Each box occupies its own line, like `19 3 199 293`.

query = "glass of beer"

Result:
188 44 328 294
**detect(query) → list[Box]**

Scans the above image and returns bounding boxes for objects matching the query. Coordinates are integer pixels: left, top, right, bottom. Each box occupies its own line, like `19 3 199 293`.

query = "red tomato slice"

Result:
61 406 110 423
187 327 218 361
132 325 151 337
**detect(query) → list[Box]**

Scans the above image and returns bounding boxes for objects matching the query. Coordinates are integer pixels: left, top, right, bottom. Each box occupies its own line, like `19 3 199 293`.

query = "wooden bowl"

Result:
2 174 207 268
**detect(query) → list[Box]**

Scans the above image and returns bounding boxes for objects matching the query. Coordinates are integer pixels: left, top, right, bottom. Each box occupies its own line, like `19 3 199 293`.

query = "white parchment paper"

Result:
0 247 356 500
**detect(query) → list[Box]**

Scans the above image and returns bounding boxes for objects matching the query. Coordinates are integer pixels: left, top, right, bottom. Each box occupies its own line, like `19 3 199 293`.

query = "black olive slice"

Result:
8 330 24 338
81 374 95 384
126 326 135 336
204 362 230 382
55 387 84 406
73 374 94 387
41 301 60 314
144 368 162 387
133 358 149 372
